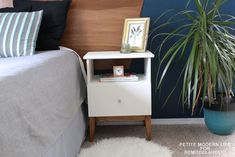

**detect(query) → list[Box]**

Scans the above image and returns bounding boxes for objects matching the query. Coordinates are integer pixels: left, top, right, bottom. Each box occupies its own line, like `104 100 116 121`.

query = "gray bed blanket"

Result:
0 48 86 157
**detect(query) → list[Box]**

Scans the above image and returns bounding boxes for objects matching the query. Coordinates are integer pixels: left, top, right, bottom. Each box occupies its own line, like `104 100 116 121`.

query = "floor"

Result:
82 124 235 157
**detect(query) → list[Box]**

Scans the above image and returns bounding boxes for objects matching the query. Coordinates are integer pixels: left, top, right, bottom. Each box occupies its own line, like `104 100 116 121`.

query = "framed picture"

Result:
113 65 124 77
121 18 150 52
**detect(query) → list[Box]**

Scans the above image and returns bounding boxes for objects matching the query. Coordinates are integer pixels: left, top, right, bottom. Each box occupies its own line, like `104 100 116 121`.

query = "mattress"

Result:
0 47 86 80
0 47 87 157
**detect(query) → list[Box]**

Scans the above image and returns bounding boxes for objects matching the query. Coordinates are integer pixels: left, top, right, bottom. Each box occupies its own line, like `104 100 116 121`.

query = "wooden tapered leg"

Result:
145 116 152 141
89 117 96 142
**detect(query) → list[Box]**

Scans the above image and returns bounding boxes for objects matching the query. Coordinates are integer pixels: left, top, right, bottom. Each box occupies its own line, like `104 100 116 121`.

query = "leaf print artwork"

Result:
128 24 144 47
130 25 143 44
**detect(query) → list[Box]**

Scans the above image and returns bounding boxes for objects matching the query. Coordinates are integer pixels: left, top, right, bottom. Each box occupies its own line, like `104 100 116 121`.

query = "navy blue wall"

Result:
139 0 235 118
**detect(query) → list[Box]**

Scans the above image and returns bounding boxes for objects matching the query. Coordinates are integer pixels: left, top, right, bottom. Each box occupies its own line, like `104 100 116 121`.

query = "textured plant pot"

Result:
204 108 235 135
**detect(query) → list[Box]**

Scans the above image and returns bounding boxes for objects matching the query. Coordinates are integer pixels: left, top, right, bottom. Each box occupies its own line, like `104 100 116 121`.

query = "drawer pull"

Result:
117 99 122 103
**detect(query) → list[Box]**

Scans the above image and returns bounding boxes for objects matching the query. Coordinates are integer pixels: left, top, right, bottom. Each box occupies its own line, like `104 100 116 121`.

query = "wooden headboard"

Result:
1 0 144 69
62 0 144 69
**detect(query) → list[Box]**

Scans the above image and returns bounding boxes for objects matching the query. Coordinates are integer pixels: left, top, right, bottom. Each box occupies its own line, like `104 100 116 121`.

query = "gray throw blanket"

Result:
0 48 86 157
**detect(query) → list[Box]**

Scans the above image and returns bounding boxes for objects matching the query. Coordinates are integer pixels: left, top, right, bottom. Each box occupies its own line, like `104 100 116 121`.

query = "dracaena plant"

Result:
152 0 235 113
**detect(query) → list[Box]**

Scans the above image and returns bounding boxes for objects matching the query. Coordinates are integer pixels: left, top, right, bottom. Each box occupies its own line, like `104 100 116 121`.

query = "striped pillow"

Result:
0 10 43 58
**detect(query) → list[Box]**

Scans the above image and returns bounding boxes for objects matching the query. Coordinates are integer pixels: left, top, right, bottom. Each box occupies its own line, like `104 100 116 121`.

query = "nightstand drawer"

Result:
88 82 151 117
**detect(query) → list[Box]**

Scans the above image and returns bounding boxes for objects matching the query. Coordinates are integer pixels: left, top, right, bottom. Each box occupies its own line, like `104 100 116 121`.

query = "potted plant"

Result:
152 0 235 135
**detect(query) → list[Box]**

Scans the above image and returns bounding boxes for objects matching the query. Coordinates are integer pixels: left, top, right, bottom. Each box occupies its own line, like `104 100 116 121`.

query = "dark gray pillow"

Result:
13 0 71 51
0 11 43 58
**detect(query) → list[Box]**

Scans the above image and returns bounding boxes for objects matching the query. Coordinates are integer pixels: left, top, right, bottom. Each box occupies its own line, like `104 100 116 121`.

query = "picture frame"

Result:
121 18 150 52
113 65 124 77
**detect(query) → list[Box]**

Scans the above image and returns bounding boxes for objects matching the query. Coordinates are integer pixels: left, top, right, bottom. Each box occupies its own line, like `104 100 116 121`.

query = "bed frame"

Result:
1 0 143 69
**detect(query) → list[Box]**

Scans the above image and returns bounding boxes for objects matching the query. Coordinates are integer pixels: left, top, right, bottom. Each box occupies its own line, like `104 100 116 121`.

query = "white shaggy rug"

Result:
78 137 173 157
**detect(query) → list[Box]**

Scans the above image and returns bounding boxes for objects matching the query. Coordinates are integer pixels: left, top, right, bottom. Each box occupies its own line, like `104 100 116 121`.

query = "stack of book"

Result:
100 73 139 82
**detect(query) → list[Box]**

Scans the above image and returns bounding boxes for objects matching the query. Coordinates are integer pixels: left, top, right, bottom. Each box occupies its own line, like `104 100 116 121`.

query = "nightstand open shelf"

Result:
83 51 154 142
90 74 147 83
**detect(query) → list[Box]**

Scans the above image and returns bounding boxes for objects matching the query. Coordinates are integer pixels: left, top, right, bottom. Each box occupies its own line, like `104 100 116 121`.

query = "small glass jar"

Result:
120 43 131 53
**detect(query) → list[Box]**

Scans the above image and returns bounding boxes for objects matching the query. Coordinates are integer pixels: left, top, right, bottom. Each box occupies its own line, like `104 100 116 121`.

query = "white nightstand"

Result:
83 51 154 142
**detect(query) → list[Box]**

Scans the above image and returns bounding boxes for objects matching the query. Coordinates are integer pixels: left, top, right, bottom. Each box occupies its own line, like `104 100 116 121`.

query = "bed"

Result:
0 0 143 157
0 47 87 157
